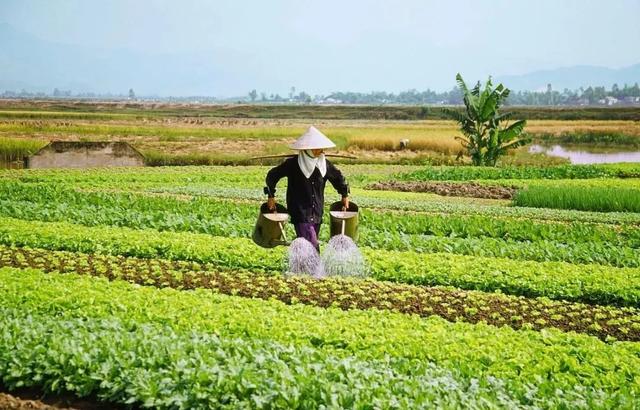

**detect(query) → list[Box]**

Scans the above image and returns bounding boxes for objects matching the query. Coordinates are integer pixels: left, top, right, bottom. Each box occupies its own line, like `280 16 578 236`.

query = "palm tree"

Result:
447 74 529 166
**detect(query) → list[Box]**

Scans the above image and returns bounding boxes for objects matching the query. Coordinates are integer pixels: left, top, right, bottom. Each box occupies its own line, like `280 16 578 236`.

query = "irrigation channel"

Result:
529 144 640 164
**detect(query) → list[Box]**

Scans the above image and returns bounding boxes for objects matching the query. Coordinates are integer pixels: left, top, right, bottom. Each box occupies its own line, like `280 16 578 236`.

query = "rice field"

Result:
514 185 640 213
1 106 640 166
0 136 47 162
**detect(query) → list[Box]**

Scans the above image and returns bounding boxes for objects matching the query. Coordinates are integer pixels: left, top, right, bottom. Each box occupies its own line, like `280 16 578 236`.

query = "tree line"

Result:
317 83 640 106
3 82 639 106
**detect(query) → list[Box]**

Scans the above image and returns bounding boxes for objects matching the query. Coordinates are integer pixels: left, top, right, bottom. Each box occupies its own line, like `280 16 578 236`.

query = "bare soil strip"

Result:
0 393 65 410
367 181 519 199
0 385 127 410
0 391 120 410
0 393 66 410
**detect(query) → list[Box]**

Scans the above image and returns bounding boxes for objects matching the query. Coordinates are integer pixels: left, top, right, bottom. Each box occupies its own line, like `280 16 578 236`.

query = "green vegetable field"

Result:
0 162 639 408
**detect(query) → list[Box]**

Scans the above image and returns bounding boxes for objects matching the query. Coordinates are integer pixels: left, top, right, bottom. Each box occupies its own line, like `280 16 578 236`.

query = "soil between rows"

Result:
0 387 127 410
0 392 64 410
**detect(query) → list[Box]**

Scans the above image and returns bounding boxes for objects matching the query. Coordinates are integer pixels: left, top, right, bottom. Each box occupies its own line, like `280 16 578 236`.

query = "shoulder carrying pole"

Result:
248 153 358 161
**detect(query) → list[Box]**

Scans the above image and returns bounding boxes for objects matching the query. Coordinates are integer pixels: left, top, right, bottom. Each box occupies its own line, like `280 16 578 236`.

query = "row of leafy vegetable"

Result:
6 161 640 211
1 163 404 189
156 185 640 225
514 184 640 213
3 181 637 245
5 164 640 224
6 163 639 185
1 218 639 307
3 307 523 409
1 184 639 268
1 267 639 409
2 245 638 341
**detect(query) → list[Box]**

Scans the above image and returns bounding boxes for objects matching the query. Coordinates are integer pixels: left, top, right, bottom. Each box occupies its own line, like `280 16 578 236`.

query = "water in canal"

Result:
529 144 640 164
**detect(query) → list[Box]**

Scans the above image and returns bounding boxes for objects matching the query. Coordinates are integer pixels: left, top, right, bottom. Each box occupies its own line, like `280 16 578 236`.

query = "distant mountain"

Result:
0 22 256 97
496 64 640 92
1 22 639 96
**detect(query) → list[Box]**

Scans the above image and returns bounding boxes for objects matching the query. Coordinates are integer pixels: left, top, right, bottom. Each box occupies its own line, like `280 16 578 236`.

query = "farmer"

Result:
265 126 349 251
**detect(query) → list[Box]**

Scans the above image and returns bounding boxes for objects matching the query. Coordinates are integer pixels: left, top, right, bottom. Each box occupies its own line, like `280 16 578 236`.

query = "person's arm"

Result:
264 160 290 210
326 161 350 209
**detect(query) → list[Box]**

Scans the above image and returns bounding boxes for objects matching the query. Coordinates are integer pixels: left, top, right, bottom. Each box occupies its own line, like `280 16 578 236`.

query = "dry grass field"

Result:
1 103 639 166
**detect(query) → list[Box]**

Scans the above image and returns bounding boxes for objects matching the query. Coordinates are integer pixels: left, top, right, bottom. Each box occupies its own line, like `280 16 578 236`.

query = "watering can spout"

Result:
252 203 290 248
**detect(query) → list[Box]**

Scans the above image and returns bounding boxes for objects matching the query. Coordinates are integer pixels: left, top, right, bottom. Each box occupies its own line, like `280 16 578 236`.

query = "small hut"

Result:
25 141 145 169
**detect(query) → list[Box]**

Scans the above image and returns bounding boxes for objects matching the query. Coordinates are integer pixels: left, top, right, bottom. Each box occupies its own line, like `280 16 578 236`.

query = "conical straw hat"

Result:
289 126 336 150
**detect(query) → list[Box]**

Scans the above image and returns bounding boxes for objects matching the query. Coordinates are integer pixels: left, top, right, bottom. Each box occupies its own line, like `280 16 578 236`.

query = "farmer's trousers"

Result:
294 223 321 252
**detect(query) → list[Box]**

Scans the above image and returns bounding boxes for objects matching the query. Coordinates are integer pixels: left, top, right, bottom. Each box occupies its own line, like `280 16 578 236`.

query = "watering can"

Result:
329 201 359 241
252 202 290 248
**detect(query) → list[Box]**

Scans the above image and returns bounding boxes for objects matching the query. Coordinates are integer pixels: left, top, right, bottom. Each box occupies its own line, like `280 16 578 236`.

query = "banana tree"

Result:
447 74 529 166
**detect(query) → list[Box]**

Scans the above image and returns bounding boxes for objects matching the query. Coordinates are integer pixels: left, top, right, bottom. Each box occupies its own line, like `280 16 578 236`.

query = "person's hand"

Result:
341 196 349 211
267 197 276 212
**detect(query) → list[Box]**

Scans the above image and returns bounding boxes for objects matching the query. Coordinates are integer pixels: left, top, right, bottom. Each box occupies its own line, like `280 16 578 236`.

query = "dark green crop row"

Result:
158 184 640 226
3 181 638 245
2 267 639 408
514 185 640 213
0 163 399 190
1 183 638 268
1 309 519 409
4 164 640 225
3 245 638 341
361 229 640 268
398 164 640 181
1 218 639 307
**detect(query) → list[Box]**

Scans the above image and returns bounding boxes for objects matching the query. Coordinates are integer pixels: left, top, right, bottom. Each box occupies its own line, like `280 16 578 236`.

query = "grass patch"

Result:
498 150 570 166
534 131 640 147
0 137 47 163
0 122 304 140
514 185 640 213
348 135 462 154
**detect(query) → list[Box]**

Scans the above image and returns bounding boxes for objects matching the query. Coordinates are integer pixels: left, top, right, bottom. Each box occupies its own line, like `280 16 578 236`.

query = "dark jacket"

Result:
265 157 349 224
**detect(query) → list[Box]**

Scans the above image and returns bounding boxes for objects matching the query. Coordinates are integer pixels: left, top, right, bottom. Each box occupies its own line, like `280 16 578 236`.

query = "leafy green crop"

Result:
4 109 640 408
1 218 639 306
4 164 640 227
1 267 639 408
157 184 640 225
361 229 640 267
3 309 531 409
369 248 640 307
1 183 638 267
3 245 638 341
514 185 640 213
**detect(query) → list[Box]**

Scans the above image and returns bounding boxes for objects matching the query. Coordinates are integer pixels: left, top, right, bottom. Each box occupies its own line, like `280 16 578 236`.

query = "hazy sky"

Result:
1 0 639 96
